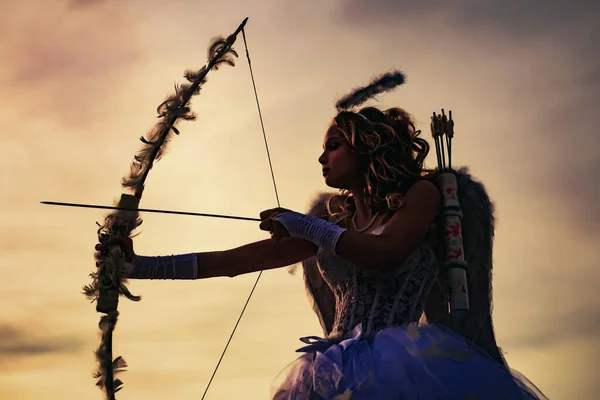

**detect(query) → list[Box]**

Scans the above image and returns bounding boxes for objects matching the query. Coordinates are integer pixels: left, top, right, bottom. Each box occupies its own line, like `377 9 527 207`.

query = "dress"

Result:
271 226 547 400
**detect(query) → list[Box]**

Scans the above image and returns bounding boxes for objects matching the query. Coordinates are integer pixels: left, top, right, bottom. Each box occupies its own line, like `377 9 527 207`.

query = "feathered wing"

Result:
425 167 505 365
289 192 338 336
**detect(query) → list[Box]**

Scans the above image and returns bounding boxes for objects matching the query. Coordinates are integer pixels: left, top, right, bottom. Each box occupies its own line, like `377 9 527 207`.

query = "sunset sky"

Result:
1 0 598 399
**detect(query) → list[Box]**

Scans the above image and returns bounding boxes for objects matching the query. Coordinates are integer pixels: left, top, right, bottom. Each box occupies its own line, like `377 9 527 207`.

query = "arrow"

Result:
41 201 261 222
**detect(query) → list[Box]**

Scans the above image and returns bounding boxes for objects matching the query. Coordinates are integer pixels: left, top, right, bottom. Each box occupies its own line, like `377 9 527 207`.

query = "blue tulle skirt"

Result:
271 323 547 400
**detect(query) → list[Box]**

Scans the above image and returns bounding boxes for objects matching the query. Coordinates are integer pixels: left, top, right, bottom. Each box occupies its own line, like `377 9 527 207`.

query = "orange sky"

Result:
1 0 598 399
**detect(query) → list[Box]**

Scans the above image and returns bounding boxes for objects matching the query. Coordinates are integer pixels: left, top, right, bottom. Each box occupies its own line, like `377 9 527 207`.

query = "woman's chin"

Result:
324 176 344 189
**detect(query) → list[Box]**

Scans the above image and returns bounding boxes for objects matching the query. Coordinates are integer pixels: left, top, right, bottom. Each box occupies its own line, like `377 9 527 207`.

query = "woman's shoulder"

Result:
404 180 441 211
410 178 439 194
384 179 441 227
387 177 440 211
397 172 438 193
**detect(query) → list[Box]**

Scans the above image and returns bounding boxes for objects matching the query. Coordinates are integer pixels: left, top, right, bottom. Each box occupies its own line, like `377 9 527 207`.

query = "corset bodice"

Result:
316 225 437 338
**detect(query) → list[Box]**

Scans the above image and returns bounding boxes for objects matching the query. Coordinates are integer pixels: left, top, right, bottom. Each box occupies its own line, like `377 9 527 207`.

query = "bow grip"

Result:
117 193 141 210
96 194 140 314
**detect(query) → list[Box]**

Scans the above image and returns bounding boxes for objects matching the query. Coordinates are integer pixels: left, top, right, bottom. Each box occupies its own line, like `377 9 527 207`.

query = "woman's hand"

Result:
259 207 293 240
95 235 135 262
260 208 332 240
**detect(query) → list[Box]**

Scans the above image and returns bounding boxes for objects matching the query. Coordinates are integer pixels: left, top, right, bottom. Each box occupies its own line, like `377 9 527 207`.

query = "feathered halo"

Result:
335 69 406 112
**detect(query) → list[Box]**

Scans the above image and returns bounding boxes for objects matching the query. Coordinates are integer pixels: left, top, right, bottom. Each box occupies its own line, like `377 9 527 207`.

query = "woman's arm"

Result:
267 180 440 274
335 180 440 273
196 236 318 278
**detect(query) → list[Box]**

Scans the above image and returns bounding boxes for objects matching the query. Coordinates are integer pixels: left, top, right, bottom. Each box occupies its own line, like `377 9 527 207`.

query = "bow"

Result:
82 17 277 399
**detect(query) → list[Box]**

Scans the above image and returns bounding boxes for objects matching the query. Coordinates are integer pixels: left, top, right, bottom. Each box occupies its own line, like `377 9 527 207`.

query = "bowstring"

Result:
200 26 281 400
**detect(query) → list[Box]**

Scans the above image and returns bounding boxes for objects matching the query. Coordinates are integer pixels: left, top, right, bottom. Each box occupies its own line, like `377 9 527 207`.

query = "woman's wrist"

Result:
272 211 346 254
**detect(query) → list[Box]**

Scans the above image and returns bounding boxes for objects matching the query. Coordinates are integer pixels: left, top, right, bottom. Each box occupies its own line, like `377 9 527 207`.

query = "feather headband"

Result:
335 69 407 112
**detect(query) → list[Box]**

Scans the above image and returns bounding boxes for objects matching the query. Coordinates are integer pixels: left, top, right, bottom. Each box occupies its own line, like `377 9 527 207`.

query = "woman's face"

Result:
318 124 366 190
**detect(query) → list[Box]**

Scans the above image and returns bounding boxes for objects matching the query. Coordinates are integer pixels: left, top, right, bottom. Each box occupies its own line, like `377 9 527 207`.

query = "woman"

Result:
98 77 546 399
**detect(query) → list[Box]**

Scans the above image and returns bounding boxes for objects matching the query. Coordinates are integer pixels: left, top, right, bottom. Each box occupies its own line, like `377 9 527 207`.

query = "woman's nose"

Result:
318 152 327 165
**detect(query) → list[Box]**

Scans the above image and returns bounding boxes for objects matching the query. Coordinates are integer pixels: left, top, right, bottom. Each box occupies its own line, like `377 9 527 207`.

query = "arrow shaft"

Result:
41 201 260 222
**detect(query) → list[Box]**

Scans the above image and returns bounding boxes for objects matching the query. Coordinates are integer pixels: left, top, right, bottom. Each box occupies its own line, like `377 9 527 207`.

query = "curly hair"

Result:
326 106 433 218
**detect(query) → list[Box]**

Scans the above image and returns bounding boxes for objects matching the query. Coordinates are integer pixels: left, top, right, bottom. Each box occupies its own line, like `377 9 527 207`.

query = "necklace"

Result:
351 211 381 232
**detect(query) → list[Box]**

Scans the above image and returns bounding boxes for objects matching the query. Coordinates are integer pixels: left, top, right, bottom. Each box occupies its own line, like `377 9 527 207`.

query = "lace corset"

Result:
316 226 437 339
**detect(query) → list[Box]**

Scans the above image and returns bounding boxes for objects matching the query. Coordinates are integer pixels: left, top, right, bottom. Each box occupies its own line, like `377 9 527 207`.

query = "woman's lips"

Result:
322 168 330 176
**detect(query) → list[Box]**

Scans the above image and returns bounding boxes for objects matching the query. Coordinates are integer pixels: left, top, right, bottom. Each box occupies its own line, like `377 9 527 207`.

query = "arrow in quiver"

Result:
431 110 469 318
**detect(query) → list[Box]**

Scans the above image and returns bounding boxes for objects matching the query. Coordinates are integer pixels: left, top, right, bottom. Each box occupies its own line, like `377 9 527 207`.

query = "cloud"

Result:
0 1 144 129
337 0 599 39
503 302 600 349
68 0 114 8
0 324 81 359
